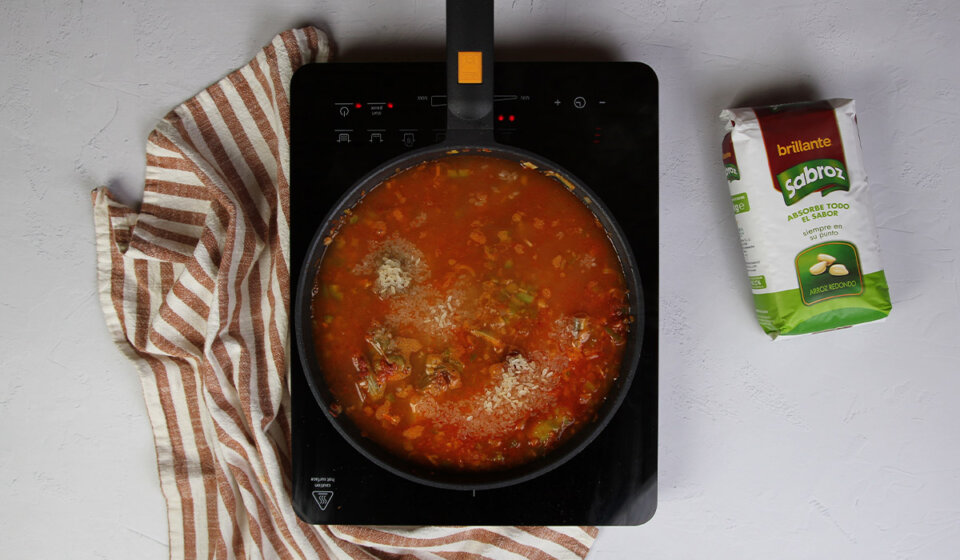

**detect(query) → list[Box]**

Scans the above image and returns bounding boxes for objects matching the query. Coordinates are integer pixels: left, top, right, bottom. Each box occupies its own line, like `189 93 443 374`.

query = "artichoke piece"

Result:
420 353 463 396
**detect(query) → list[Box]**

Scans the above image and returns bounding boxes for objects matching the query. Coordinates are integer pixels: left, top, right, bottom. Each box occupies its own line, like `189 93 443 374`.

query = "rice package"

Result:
720 99 892 338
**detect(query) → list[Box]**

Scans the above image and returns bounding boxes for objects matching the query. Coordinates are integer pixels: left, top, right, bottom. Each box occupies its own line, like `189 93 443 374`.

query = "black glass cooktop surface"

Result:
289 62 657 525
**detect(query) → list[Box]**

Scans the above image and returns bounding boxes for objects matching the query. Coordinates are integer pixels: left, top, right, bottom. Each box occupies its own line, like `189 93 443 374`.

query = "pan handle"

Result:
445 0 495 142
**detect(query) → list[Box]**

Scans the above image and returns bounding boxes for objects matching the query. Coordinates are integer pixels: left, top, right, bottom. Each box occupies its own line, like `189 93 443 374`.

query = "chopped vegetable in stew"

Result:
312 155 630 470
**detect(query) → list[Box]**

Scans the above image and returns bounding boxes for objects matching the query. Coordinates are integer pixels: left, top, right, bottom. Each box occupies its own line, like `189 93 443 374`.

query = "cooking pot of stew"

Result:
294 0 644 490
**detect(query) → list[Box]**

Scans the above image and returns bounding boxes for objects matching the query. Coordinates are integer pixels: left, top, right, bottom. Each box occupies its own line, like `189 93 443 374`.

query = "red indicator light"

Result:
387 102 394 109
497 115 504 121
508 115 515 122
355 103 362 109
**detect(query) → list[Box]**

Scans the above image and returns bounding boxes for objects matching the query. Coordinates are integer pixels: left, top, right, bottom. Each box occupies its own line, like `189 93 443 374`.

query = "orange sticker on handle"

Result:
458 51 483 84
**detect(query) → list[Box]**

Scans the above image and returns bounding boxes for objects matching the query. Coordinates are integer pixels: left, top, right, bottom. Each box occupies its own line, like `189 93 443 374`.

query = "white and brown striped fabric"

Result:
92 26 598 559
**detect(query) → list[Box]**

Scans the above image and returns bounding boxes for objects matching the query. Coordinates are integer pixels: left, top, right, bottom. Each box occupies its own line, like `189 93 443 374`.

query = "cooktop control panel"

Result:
325 74 623 149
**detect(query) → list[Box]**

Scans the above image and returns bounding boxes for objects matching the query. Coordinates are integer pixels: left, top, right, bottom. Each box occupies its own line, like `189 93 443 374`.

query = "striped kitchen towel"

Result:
91 26 598 559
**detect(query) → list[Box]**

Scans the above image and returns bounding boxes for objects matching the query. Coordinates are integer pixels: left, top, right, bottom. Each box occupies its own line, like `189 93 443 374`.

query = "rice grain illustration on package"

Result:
720 99 892 338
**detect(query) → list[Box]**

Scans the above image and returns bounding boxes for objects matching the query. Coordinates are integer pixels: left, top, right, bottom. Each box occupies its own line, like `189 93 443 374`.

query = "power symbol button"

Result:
573 96 587 109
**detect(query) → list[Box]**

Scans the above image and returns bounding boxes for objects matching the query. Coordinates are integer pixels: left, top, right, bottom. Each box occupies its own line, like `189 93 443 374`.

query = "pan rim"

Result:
293 143 644 490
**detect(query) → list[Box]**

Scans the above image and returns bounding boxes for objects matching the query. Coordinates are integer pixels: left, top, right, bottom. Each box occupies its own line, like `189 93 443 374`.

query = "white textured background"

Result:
2 0 958 558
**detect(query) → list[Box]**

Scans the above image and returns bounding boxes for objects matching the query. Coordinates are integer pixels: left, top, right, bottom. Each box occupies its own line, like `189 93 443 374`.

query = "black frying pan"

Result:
294 0 644 490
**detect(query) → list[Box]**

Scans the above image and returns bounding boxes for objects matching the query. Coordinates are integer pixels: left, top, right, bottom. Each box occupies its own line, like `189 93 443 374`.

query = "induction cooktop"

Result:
289 62 657 525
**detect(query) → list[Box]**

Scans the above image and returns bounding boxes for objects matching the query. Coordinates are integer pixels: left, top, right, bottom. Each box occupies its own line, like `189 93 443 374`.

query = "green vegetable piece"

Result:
365 373 384 400
515 291 535 304
603 326 625 345
530 412 574 443
529 419 558 443
365 328 392 358
327 284 344 301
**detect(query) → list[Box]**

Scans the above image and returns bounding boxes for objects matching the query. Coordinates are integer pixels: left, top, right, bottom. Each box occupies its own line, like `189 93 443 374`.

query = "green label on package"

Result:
776 159 851 206
794 242 862 305
732 192 750 214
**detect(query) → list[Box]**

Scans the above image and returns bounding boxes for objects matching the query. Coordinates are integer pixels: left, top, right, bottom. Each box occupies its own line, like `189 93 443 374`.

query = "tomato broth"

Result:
311 155 630 470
